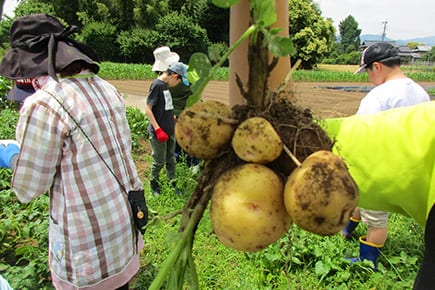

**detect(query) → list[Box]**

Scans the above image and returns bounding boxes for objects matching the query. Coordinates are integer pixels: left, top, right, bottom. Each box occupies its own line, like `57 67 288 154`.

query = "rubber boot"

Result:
349 236 383 271
341 217 361 239
150 179 160 196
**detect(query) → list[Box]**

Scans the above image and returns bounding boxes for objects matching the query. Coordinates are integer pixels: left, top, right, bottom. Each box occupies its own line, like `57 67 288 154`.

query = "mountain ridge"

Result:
360 34 435 46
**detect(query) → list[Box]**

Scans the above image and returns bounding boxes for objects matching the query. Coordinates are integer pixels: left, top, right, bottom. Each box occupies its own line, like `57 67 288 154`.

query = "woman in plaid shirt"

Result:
0 14 145 289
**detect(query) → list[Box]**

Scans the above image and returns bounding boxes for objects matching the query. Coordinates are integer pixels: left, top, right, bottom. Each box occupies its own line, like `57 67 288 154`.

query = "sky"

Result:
313 0 434 40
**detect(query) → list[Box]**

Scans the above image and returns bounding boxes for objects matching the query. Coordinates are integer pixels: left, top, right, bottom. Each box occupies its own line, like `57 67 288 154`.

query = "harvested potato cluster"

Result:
177 99 358 253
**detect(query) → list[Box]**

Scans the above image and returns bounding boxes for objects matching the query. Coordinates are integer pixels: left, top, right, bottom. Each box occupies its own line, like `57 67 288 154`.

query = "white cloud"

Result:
313 0 434 40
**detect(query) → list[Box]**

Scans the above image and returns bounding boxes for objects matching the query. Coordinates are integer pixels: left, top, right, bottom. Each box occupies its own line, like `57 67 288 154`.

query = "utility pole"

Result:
381 21 388 41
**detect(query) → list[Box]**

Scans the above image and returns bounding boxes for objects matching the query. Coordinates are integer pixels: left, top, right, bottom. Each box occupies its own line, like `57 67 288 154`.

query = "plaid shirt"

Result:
12 75 143 289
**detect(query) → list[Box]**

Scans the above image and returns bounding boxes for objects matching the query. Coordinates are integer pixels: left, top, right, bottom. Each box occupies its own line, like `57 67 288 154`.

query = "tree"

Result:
133 0 170 29
153 12 210 61
288 0 336 69
421 46 435 63
77 21 119 61
338 15 361 53
199 1 229 44
117 28 155 63
406 41 425 50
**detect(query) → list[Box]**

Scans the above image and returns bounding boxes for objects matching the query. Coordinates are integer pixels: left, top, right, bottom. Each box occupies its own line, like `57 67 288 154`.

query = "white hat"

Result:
152 46 180 72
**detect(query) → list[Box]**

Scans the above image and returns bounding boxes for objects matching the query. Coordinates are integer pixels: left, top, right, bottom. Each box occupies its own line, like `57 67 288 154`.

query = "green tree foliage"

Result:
288 0 335 69
13 0 55 18
180 0 208 24
406 41 426 50
422 46 435 62
153 12 211 61
77 21 119 61
117 28 156 63
338 15 361 53
50 0 80 26
133 0 170 29
199 1 229 43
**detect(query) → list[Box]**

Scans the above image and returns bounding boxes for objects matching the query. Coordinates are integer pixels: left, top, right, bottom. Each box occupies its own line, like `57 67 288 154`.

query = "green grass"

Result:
132 178 423 289
98 62 435 82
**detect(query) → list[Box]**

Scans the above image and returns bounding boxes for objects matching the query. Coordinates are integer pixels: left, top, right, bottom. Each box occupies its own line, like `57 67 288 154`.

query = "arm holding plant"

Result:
321 101 435 226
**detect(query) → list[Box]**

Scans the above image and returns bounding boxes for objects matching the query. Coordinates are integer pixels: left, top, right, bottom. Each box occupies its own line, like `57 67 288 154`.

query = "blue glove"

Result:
0 143 20 168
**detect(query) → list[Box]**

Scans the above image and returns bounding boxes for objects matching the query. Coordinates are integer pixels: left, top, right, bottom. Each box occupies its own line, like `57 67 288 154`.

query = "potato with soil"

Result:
283 150 358 236
211 163 292 252
232 117 283 164
175 100 236 160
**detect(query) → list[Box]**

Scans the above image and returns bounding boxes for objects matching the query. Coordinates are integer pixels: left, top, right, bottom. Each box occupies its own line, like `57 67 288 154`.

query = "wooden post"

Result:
229 0 290 106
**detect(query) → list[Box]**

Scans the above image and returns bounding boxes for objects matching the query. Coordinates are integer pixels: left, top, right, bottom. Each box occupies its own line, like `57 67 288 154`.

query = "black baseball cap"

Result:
354 42 400 74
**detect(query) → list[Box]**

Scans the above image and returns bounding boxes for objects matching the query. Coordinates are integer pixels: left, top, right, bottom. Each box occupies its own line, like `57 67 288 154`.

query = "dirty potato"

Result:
211 163 292 252
283 150 358 236
231 117 283 164
175 100 236 160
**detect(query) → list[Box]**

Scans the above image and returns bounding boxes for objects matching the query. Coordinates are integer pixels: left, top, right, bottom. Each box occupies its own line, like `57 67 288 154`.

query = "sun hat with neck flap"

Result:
152 46 180 72
0 13 100 81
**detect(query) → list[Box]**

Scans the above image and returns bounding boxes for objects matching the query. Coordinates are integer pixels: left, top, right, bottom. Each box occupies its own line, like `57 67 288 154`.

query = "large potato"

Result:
175 100 236 160
211 163 292 252
232 117 283 164
284 150 358 236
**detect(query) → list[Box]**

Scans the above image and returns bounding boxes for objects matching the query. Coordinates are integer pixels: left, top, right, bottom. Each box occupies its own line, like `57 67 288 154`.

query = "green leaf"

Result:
188 53 212 80
251 0 277 27
186 53 213 107
212 0 240 9
269 36 296 57
314 260 331 276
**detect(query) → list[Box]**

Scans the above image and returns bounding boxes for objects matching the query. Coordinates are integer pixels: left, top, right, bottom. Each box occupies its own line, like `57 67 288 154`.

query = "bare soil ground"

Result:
110 79 434 118
110 79 366 118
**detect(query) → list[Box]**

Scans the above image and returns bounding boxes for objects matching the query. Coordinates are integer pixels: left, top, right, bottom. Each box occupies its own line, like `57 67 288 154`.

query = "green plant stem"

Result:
148 184 212 290
187 25 257 107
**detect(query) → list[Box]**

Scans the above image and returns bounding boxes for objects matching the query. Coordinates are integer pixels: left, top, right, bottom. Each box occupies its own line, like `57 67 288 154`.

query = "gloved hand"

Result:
0 143 20 168
155 128 169 142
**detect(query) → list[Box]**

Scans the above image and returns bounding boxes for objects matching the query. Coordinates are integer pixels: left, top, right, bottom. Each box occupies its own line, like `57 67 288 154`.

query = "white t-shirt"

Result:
357 78 430 114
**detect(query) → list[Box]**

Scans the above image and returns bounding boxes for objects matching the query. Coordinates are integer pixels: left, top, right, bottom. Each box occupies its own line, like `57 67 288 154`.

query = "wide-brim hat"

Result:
0 14 100 81
7 79 35 102
152 46 180 72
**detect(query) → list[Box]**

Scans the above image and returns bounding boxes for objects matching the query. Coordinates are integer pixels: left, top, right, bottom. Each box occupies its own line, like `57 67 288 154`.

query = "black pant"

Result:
413 204 435 289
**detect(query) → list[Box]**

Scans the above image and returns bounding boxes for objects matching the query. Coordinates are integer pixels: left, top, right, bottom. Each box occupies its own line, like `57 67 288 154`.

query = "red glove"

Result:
155 128 169 142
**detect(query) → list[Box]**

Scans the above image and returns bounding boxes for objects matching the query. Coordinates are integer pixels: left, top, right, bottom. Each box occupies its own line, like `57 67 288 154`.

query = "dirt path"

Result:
109 79 435 119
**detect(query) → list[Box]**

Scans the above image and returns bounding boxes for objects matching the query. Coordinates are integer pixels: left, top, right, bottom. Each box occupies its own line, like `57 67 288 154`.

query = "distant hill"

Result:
360 34 435 46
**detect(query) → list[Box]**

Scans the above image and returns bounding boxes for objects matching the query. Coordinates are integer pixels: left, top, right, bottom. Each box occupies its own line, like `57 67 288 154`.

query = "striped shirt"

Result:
12 75 143 289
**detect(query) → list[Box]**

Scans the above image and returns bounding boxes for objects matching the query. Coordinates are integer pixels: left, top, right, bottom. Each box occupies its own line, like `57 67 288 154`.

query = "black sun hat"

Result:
0 14 100 81
354 42 400 74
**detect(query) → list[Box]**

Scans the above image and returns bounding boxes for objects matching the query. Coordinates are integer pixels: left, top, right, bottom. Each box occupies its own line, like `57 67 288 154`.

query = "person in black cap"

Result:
7 79 34 101
342 42 430 269
6 78 35 107
0 14 145 290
